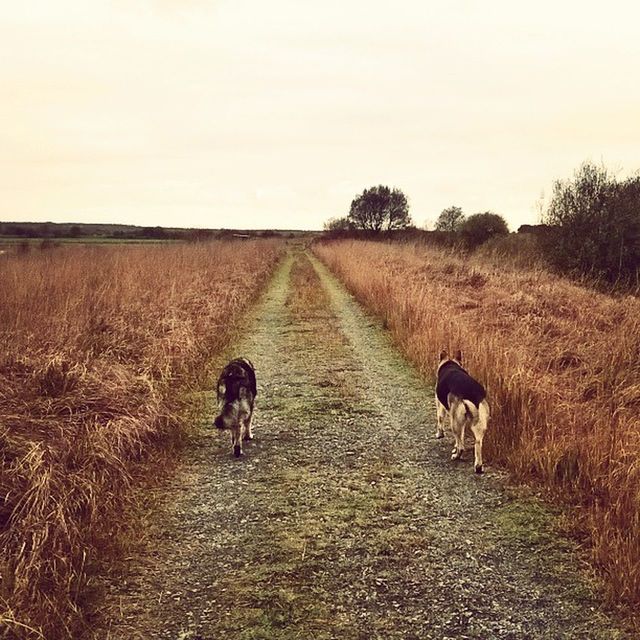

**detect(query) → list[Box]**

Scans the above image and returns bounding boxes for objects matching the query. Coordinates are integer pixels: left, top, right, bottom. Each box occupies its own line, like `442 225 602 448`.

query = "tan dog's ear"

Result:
439 350 448 361
454 349 463 363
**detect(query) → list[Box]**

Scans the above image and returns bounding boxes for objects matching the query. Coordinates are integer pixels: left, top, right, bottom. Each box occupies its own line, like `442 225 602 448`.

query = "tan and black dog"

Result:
435 350 489 473
214 357 257 458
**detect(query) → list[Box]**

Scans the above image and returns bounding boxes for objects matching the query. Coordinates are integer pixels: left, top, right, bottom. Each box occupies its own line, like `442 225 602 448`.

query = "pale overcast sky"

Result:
2 0 640 230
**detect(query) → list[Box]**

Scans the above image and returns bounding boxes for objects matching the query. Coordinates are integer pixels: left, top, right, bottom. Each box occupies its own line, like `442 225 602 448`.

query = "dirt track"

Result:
91 250 627 639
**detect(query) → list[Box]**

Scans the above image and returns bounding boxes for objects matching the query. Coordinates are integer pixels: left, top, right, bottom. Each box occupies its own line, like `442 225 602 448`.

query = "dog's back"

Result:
436 361 485 410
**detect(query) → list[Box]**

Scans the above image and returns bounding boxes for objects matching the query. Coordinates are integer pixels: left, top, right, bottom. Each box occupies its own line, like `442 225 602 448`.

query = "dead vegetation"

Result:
314 239 640 617
0 240 283 638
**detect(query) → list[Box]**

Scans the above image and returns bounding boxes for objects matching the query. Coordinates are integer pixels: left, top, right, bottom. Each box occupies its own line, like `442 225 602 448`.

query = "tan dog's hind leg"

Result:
470 421 485 473
471 400 489 474
435 394 447 439
449 397 465 460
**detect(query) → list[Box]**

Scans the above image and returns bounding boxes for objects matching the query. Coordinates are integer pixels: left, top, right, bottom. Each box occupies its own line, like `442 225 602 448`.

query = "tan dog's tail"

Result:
462 399 478 421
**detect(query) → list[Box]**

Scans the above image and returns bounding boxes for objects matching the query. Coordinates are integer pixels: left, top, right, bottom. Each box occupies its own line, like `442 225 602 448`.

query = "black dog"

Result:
435 350 490 473
214 358 257 458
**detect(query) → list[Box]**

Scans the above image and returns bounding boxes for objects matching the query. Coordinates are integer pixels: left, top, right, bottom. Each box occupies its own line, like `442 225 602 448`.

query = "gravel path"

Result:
91 250 627 640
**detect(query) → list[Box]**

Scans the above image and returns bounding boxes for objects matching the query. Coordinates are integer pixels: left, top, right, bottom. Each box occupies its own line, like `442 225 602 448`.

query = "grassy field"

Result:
0 240 284 638
314 239 640 615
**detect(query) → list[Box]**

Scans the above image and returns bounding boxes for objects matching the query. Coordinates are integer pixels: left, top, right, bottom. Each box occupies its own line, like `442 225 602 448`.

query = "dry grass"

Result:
0 240 283 639
314 239 640 615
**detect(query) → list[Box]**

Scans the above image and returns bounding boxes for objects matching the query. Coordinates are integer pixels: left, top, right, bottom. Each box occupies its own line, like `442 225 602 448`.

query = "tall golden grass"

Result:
314 239 640 613
0 240 283 638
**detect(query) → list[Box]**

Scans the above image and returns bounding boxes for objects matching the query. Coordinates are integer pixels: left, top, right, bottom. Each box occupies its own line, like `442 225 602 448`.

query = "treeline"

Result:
0 221 199 240
0 222 296 241
324 163 640 289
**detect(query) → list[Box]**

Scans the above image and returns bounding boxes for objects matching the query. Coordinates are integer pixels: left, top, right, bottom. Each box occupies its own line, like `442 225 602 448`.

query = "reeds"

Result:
314 239 640 613
0 240 283 638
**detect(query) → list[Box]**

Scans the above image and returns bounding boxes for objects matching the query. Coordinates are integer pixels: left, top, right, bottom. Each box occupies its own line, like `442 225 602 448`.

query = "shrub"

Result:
324 216 353 232
460 212 509 249
542 162 640 286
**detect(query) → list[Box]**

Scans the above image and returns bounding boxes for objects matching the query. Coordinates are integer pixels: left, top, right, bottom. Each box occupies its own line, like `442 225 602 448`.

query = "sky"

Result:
2 0 640 231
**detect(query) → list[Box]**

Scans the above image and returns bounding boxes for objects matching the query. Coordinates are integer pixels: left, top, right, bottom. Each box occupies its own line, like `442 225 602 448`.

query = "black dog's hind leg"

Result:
243 406 254 441
231 426 242 458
